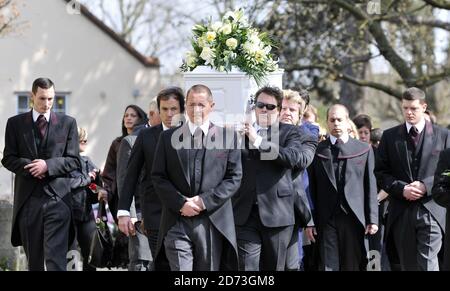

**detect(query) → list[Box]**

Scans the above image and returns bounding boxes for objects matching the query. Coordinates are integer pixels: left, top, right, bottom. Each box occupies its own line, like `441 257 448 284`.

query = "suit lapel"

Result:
317 139 337 191
45 112 59 153
395 125 413 182
175 124 191 185
23 111 38 158
418 121 435 179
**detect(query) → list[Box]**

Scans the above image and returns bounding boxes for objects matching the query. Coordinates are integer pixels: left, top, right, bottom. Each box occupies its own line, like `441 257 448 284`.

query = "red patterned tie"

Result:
409 126 419 147
36 114 47 138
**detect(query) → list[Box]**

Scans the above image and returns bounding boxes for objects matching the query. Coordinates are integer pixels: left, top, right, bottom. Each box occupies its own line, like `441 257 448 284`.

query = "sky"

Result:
81 1 449 76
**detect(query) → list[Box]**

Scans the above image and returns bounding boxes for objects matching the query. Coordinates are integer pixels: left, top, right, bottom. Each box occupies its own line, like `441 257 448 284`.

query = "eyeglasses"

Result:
80 140 88 144
255 101 277 111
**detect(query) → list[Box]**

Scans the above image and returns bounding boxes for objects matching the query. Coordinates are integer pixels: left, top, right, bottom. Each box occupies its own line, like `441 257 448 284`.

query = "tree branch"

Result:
331 0 416 86
385 15 450 31
286 63 404 100
423 0 450 10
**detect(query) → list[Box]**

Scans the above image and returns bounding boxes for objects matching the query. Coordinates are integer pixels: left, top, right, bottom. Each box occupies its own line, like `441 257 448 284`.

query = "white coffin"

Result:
183 66 283 126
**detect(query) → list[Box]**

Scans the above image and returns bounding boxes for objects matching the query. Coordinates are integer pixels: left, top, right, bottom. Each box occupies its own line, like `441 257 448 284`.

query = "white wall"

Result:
0 0 160 197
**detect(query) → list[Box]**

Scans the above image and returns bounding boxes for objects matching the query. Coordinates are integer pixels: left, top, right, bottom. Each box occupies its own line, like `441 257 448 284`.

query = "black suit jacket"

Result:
151 123 242 269
1 111 80 246
432 148 450 270
375 121 450 238
308 138 378 230
118 124 163 230
233 122 317 228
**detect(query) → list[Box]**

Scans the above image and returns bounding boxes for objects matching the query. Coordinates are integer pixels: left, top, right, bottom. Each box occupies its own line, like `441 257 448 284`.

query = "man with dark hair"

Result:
152 84 242 271
307 104 378 271
2 77 80 271
233 86 317 270
117 87 185 270
375 87 450 270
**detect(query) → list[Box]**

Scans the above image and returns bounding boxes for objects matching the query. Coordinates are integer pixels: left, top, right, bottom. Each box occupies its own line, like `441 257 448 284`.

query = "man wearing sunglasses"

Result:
232 86 317 270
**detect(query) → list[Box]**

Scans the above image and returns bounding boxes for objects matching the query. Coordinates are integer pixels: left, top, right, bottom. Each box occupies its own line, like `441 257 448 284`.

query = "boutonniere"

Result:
441 170 450 177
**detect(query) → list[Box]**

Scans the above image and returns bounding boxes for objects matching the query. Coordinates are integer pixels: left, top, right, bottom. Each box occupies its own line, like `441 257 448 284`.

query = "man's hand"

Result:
118 216 135 237
305 226 317 243
403 184 425 201
243 123 258 144
97 189 108 202
188 196 205 211
24 159 48 178
180 200 202 217
365 224 378 235
410 181 426 193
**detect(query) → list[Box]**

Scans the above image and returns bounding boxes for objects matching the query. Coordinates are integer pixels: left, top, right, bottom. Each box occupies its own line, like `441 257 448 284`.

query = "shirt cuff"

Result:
117 210 130 218
253 135 263 149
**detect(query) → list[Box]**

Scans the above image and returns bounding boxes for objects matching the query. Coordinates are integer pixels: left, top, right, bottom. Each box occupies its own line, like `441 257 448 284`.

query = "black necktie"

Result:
192 127 204 149
409 126 419 147
36 114 47 139
258 128 268 138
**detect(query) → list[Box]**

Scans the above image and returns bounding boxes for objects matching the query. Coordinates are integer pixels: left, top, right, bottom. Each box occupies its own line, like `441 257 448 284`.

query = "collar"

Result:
187 120 210 136
330 133 349 144
162 123 170 131
406 118 425 134
32 109 50 123
254 123 268 133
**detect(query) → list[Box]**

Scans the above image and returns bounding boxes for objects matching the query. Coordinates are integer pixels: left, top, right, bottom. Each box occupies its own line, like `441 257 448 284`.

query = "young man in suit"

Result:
117 87 185 269
151 84 242 271
2 78 80 271
307 104 378 271
233 86 317 271
375 87 450 271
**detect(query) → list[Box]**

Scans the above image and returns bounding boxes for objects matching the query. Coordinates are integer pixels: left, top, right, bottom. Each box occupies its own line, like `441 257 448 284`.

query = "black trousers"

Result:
164 214 222 271
236 206 294 271
319 209 367 271
19 194 71 271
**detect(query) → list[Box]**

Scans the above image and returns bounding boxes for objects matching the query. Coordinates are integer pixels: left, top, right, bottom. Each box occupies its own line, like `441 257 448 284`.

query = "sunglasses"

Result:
255 101 277 111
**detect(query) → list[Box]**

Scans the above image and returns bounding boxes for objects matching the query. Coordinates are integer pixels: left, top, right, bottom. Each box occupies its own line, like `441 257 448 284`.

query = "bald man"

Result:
307 104 378 271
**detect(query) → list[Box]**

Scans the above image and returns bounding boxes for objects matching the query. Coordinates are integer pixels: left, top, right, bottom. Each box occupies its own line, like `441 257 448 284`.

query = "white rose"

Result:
206 31 216 42
220 24 232 35
243 41 258 54
211 21 222 31
199 47 216 65
197 36 208 48
226 38 238 50
255 49 266 63
185 51 197 67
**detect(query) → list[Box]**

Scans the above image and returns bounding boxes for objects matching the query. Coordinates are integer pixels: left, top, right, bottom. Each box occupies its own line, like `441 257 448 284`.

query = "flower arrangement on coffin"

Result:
181 8 279 86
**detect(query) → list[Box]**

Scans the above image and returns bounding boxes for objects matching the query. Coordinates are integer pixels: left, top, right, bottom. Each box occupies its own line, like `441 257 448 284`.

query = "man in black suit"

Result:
307 104 378 271
432 148 450 271
233 86 317 271
151 84 242 271
375 87 450 271
1 78 80 271
117 87 185 264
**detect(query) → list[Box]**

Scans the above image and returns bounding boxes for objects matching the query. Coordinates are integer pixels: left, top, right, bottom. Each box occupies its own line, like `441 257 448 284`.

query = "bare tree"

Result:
0 0 20 37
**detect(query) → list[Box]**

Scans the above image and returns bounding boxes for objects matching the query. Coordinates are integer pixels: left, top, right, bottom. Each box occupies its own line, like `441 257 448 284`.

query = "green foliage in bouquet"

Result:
442 170 450 177
181 9 279 85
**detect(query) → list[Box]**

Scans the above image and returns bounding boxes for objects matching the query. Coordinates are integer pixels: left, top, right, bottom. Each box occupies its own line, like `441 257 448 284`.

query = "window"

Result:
16 93 69 114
